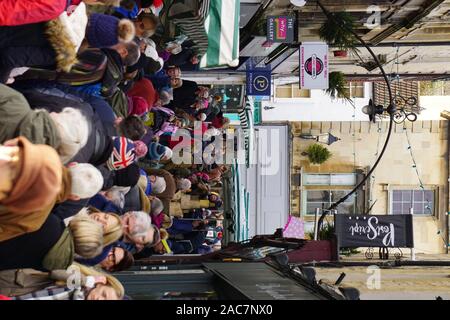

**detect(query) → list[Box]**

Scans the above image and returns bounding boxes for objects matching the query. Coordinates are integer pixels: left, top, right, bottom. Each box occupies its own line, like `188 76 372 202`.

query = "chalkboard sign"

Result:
335 214 414 248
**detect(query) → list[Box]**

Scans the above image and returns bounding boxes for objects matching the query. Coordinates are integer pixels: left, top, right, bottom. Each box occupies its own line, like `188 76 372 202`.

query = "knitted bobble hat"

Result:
147 142 168 161
133 140 148 159
87 14 135 48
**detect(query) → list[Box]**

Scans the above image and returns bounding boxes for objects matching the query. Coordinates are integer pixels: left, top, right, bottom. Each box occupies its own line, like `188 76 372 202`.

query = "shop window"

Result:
419 81 450 96
303 173 356 186
391 189 435 215
342 82 365 98
275 84 311 98
302 190 356 215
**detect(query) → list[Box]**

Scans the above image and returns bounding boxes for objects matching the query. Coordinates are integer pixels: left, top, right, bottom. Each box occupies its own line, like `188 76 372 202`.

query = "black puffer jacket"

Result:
16 84 114 166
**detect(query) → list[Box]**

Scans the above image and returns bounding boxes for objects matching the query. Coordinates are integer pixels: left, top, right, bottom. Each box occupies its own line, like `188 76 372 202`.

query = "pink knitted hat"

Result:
133 140 148 159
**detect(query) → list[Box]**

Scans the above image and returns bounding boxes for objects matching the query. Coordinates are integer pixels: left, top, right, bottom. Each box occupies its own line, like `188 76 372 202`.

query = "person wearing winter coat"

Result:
135 229 209 257
0 262 124 300
0 4 136 83
146 66 181 92
132 12 159 38
0 0 120 26
0 214 104 272
0 137 104 242
126 77 159 108
165 40 200 71
0 136 61 239
117 115 147 141
122 185 152 214
118 210 161 253
15 84 115 165
146 107 174 133
168 79 199 110
142 169 175 200
127 95 150 116
101 162 141 191
80 41 141 99
67 207 123 246
0 84 89 164
76 243 134 272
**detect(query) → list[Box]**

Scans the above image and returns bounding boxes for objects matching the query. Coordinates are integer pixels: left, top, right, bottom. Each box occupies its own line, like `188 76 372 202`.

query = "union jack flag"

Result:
108 136 136 170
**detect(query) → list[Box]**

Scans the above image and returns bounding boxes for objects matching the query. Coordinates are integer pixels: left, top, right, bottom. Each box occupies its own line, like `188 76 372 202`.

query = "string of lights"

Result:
391 46 425 190
315 0 395 232
403 118 425 191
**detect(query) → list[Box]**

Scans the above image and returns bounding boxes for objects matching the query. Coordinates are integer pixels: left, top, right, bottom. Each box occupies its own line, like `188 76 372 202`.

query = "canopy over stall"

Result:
165 0 240 69
200 0 240 69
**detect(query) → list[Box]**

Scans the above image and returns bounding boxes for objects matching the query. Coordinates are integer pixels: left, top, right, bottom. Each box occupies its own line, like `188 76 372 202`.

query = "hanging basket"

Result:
333 50 348 58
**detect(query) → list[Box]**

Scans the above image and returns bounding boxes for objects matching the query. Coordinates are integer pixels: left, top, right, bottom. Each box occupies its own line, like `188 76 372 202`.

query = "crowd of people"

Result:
0 0 231 300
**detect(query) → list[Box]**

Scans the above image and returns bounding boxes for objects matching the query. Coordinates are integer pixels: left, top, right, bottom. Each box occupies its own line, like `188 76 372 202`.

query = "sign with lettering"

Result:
299 42 329 89
267 16 296 43
246 70 272 96
335 215 414 248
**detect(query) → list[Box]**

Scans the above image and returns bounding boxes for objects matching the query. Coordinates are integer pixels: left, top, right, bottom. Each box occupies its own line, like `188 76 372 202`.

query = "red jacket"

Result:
127 78 160 108
0 0 68 26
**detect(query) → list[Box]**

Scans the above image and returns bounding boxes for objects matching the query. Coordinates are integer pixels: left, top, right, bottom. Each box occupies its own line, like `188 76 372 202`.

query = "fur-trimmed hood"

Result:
44 3 88 72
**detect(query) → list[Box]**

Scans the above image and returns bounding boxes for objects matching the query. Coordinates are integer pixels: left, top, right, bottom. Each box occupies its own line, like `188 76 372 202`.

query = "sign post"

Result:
299 42 329 90
313 208 320 241
410 207 416 261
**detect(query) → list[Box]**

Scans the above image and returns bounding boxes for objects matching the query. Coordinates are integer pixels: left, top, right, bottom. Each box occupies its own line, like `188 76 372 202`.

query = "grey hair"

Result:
129 211 152 237
150 197 164 215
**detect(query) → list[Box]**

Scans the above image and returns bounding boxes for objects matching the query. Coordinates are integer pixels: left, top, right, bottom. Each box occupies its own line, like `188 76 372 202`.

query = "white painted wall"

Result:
262 80 450 122
262 83 373 122
419 96 450 120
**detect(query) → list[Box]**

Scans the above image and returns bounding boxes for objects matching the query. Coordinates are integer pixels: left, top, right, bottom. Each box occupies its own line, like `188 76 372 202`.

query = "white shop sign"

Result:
299 42 329 90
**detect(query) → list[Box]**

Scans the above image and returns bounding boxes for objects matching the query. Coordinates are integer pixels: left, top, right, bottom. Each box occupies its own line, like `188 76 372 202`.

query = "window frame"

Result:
388 186 437 216
342 82 365 99
274 84 311 99
301 189 356 216
301 173 357 216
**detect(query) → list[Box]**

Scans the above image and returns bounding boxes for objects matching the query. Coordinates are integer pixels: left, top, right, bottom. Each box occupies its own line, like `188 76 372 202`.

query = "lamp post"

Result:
361 99 396 123
300 132 341 145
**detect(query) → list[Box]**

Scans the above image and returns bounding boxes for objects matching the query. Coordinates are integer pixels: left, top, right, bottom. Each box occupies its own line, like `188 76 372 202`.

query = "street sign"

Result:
299 42 329 89
335 214 414 248
267 16 296 43
246 71 272 96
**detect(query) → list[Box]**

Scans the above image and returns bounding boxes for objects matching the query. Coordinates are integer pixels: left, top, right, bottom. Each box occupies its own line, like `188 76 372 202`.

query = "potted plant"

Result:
319 12 357 57
302 144 332 164
326 71 351 101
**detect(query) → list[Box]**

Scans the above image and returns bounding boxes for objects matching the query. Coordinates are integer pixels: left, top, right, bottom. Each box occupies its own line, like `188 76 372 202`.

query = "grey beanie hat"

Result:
151 176 167 194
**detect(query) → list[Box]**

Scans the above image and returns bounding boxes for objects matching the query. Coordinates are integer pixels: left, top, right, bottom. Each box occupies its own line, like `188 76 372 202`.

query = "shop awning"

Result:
238 98 254 168
200 0 240 69
167 0 240 69
169 0 210 58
